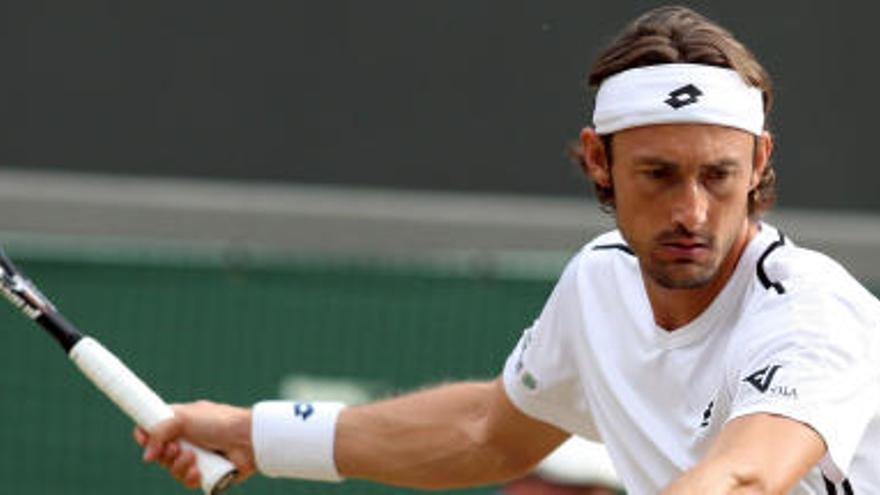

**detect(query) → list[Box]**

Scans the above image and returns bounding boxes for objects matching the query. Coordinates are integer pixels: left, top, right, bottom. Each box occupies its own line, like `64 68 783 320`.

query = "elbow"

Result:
468 433 534 484
410 424 530 490
467 416 536 484
465 379 569 485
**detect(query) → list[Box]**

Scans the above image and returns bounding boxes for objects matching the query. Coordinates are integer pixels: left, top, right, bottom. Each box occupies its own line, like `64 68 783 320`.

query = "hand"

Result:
133 400 257 489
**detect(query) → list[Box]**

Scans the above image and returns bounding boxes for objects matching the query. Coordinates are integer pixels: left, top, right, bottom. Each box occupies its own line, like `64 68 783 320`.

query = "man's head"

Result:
576 6 775 290
579 5 775 217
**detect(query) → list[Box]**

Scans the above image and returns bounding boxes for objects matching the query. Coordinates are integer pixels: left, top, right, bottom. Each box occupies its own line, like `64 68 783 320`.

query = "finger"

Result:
183 464 202 490
143 442 160 462
144 416 184 461
133 427 148 447
171 449 196 481
233 466 254 484
229 451 256 481
159 442 181 468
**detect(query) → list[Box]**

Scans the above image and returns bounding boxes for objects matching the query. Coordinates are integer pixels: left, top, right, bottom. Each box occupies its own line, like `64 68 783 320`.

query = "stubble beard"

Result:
642 228 726 290
643 256 720 289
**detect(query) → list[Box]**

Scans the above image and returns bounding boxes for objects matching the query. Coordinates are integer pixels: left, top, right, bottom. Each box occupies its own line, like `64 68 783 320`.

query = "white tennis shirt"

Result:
502 224 880 494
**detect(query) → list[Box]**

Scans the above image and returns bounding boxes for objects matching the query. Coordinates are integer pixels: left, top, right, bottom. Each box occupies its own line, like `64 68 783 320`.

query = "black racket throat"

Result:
37 311 84 353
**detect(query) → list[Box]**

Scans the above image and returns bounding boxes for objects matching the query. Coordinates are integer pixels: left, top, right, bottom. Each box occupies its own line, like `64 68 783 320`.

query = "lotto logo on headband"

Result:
665 84 703 109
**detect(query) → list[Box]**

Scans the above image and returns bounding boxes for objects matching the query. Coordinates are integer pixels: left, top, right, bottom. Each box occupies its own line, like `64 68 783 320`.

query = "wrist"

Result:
251 400 346 482
231 406 255 466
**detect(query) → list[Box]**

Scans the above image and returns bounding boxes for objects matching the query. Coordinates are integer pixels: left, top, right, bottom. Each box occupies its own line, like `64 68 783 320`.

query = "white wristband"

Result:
252 400 346 481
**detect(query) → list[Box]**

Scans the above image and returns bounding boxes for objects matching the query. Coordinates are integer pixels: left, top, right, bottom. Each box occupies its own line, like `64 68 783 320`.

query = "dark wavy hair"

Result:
571 5 776 217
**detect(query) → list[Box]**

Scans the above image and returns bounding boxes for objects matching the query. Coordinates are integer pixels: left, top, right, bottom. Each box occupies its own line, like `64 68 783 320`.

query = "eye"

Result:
644 168 671 180
705 167 733 181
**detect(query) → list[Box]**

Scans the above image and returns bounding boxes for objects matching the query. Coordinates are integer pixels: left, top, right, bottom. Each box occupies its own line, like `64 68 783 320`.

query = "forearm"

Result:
335 380 529 489
662 414 825 495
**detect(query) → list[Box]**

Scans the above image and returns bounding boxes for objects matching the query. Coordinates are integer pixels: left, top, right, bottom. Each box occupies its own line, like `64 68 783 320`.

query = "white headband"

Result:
593 63 764 136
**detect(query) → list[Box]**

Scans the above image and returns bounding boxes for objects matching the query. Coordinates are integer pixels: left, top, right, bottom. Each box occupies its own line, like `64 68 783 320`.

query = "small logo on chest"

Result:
699 400 714 428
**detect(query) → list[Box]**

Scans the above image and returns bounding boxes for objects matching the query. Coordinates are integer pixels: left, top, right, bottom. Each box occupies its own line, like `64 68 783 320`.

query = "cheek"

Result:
714 178 753 218
611 181 662 246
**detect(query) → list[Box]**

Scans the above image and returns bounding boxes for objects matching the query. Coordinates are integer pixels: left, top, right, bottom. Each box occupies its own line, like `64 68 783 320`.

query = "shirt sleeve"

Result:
727 283 880 482
501 255 599 440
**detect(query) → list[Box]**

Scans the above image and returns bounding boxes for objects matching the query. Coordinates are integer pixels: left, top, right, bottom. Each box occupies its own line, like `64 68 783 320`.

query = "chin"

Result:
647 263 719 290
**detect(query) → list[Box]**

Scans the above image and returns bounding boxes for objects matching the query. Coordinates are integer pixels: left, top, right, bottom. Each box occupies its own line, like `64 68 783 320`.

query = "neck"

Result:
646 221 757 330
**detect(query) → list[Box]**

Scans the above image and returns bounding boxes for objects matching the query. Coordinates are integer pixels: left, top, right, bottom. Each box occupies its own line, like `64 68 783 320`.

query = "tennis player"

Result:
135 6 880 493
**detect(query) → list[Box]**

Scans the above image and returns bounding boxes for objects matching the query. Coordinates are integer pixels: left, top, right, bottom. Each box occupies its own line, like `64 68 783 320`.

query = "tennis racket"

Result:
0 249 237 494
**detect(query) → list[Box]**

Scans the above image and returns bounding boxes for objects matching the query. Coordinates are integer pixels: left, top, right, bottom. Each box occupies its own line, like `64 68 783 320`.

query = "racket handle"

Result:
69 337 237 494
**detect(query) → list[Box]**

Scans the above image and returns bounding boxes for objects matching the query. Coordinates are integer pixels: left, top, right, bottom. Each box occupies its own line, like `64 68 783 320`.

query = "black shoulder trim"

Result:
756 230 786 295
592 243 634 256
824 476 837 495
822 476 855 495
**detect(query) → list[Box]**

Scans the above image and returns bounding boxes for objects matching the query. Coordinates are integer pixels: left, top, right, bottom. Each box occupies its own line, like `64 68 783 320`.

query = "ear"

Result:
580 127 612 188
750 131 774 189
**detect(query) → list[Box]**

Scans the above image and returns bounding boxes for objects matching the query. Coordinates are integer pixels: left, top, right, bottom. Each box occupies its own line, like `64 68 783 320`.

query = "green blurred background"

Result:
0 250 558 494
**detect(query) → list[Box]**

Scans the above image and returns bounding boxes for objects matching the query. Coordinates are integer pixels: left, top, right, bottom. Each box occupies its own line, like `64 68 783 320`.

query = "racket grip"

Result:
69 337 237 494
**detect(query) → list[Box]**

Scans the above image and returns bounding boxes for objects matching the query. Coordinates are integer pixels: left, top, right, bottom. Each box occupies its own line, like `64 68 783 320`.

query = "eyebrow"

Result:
635 157 742 169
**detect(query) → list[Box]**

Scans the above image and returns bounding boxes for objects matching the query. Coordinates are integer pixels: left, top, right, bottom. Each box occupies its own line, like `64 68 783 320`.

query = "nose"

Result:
670 179 708 232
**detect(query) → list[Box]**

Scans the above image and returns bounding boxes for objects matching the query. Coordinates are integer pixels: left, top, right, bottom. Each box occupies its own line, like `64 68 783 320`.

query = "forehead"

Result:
611 124 754 163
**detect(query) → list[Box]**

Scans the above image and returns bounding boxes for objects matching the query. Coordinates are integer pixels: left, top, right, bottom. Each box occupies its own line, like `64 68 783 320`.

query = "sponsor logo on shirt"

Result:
744 364 781 392
743 364 798 398
521 371 538 390
514 328 533 374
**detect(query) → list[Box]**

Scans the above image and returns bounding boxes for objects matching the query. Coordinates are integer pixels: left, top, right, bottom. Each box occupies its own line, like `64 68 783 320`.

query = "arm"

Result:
336 378 569 489
661 413 825 495
137 377 570 490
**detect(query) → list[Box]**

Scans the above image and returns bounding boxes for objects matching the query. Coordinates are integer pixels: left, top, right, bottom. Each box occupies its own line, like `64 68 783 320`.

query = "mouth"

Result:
657 239 711 259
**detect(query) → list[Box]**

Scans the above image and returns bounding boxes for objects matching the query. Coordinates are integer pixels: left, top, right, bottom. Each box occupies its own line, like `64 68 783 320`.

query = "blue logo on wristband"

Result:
293 402 315 421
